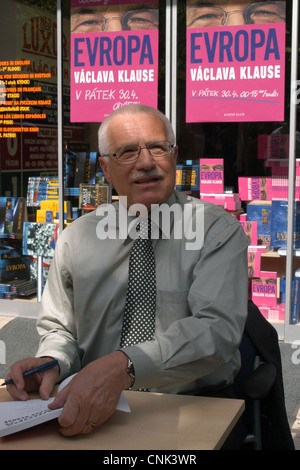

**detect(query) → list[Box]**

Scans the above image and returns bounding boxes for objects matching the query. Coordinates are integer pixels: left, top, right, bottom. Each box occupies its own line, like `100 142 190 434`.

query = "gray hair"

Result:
98 104 176 155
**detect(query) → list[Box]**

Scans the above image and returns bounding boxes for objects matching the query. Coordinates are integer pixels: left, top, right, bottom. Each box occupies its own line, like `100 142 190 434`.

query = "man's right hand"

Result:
5 356 59 401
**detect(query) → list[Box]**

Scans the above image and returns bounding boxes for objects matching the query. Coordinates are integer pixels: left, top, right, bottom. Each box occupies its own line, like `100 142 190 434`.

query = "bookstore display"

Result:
0 133 299 330
0 149 111 301
176 134 300 327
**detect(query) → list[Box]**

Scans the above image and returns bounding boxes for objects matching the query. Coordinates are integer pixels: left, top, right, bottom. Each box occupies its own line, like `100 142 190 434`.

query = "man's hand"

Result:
49 350 131 436
5 356 59 401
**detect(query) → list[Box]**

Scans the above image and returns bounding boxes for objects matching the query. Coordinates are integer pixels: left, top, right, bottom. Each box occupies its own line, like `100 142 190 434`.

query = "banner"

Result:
186 1 286 122
70 0 159 122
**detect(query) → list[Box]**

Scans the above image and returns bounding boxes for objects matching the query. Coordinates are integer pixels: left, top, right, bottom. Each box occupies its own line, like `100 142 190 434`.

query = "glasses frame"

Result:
187 2 286 28
102 141 175 164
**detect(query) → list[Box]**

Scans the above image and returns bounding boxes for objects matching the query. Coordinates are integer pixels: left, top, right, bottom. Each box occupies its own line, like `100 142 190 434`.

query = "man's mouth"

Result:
134 175 162 184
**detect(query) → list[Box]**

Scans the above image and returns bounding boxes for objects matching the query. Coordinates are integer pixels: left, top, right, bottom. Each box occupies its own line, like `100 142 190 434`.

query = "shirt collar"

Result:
115 192 177 244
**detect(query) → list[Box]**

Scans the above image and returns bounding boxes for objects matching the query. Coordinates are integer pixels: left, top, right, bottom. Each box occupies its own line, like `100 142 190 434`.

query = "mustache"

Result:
130 170 164 183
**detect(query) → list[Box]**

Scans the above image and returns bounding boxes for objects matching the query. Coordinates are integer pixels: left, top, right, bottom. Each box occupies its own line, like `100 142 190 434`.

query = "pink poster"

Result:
186 1 286 123
70 1 159 122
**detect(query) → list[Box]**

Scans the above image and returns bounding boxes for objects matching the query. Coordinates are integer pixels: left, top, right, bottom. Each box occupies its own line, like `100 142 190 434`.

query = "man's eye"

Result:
119 147 137 157
130 17 151 23
81 19 102 26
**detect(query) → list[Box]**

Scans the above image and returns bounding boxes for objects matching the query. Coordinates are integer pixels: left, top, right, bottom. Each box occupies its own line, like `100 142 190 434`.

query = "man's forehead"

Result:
72 3 158 15
110 112 164 130
106 112 166 143
187 0 255 8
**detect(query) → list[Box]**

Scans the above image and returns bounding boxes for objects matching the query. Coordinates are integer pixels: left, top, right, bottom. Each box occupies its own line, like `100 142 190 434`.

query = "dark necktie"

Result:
120 219 156 348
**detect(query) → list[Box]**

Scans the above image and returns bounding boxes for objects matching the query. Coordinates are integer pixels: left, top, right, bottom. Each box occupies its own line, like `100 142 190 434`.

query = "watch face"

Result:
128 359 134 373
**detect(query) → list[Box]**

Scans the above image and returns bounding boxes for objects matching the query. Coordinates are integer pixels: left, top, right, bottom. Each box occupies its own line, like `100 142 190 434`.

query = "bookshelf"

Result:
176 157 300 343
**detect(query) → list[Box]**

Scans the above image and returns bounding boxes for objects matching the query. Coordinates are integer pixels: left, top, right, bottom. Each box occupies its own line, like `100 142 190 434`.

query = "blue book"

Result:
271 200 300 249
291 277 300 325
247 201 272 246
280 277 286 305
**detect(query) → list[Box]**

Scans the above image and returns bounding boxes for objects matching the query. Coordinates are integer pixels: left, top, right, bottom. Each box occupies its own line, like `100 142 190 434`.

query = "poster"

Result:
186 1 286 123
70 0 159 122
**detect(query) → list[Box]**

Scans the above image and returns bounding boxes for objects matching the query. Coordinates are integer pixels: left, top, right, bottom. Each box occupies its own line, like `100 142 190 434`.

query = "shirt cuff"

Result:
120 343 161 390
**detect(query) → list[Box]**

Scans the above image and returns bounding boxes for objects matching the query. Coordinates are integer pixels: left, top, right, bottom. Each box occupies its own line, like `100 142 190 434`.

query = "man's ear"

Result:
99 156 112 184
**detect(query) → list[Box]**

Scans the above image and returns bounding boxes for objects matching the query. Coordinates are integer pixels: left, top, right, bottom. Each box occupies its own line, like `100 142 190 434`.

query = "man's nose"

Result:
135 147 156 169
104 17 123 31
225 10 246 25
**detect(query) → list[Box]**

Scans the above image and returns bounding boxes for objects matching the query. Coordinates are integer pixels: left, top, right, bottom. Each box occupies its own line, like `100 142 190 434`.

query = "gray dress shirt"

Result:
36 190 248 395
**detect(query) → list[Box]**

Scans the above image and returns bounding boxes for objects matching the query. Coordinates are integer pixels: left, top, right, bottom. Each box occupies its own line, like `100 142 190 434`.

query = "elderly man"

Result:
6 104 248 437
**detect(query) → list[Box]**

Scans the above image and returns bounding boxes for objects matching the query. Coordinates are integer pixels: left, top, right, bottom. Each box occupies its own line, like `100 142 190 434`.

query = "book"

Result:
36 210 53 223
271 200 300 249
240 220 258 246
200 192 241 211
176 164 200 191
0 198 15 235
291 277 300 325
259 304 285 323
12 198 27 236
238 177 272 201
258 134 289 159
65 149 77 188
247 247 261 278
280 277 286 305
0 279 37 298
74 152 98 188
199 159 224 194
0 374 130 438
251 271 278 308
22 222 58 258
26 177 59 207
247 201 272 246
0 243 31 283
79 184 112 211
0 198 27 238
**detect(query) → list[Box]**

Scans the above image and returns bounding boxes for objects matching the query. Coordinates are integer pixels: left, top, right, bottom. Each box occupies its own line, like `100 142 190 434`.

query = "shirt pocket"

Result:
156 289 190 332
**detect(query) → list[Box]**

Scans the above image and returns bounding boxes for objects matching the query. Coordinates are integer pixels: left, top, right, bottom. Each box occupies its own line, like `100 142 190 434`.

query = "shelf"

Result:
261 249 300 258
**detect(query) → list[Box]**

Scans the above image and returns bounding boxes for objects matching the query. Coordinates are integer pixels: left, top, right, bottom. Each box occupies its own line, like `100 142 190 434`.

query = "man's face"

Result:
71 6 158 33
99 113 177 212
186 1 286 28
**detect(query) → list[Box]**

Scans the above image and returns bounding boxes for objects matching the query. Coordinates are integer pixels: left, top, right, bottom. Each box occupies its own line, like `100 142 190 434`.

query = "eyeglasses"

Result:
71 9 158 33
102 141 175 164
187 2 286 28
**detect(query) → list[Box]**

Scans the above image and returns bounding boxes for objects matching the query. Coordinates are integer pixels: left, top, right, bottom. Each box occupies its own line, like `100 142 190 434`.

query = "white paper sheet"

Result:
0 374 131 438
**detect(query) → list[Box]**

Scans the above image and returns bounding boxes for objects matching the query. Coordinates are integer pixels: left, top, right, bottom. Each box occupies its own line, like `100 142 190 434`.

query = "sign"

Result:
186 1 286 122
70 0 159 122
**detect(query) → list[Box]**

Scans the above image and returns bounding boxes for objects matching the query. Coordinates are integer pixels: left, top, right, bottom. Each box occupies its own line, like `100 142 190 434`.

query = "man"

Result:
6 104 248 437
186 1 286 28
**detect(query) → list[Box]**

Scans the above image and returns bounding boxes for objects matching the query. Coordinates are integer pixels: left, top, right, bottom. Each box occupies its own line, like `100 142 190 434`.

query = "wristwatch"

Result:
126 356 135 389
118 350 135 388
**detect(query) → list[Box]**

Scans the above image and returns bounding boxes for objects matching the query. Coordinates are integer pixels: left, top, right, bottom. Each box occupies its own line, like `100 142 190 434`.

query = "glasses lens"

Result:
123 9 158 30
187 7 225 27
147 141 171 156
246 2 285 23
117 145 139 162
71 14 106 33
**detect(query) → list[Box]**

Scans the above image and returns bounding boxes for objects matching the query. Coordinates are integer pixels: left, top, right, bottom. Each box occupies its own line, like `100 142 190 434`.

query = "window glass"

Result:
0 0 68 303
176 1 299 332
